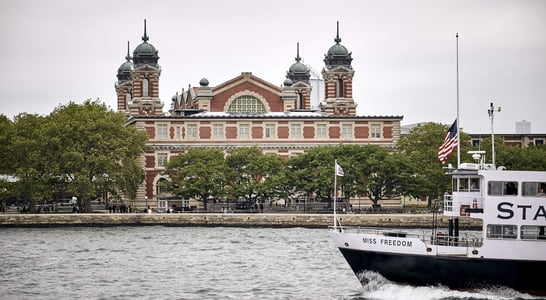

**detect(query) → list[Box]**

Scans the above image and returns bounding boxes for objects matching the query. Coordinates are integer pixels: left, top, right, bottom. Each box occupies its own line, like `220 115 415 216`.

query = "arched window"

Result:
143 79 149 97
227 95 266 113
156 178 168 195
336 78 344 98
297 92 303 109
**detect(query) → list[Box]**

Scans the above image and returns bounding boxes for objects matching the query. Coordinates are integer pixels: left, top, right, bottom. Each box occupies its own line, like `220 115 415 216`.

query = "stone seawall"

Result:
0 213 482 229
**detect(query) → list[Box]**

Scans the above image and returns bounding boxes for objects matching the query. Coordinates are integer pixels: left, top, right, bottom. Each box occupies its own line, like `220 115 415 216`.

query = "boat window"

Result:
459 178 469 192
470 178 480 191
522 182 546 197
521 226 546 240
487 224 517 239
488 181 518 196
455 177 480 192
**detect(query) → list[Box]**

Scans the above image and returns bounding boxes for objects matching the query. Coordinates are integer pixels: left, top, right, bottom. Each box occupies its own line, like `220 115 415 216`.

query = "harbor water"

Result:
0 226 541 300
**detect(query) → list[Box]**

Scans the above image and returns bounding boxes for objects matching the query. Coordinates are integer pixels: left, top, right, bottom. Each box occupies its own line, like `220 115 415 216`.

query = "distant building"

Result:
400 123 545 148
516 120 531 134
469 133 545 147
468 121 544 148
115 21 403 210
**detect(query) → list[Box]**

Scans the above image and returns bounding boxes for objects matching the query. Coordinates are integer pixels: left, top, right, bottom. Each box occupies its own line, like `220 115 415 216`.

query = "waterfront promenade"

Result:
0 213 482 229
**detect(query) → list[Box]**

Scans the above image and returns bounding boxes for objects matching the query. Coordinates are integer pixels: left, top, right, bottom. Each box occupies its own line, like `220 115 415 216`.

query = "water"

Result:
0 226 541 300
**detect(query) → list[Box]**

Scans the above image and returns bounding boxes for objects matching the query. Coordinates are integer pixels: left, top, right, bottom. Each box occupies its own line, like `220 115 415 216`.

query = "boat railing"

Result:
333 226 483 248
443 193 453 212
433 233 483 248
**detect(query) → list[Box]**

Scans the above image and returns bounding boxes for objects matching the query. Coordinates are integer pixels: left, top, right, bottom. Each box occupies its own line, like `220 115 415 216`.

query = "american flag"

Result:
438 119 458 164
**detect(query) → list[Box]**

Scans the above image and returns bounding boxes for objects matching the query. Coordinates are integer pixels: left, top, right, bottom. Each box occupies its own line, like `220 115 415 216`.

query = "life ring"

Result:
472 199 478 209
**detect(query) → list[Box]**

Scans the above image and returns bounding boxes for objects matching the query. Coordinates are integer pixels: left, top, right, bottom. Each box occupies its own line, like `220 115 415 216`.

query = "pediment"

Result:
292 81 311 88
322 65 354 74
212 72 281 96
134 64 160 72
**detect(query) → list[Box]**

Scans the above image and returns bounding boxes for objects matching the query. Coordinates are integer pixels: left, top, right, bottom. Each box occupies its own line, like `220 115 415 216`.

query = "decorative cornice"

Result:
127 114 404 122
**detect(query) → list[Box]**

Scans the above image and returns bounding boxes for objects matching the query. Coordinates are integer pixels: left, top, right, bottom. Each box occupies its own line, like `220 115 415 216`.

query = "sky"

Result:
1 0 545 134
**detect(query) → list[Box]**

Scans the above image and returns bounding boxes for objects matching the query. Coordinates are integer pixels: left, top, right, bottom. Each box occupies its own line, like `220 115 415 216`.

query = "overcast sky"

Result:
1 0 545 134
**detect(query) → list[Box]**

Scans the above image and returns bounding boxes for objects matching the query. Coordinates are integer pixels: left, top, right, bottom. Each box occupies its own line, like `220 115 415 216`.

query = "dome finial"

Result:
125 41 131 61
142 19 149 42
334 21 341 44
295 42 301 62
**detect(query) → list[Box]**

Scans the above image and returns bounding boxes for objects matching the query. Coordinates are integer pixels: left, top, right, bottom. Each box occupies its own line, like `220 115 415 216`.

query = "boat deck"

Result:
333 226 484 248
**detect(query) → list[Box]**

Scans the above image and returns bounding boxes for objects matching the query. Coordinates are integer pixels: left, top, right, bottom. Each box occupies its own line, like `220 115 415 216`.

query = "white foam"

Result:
355 271 539 300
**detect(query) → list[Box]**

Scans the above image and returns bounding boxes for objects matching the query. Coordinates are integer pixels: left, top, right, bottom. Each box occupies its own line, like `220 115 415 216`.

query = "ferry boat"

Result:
330 155 546 295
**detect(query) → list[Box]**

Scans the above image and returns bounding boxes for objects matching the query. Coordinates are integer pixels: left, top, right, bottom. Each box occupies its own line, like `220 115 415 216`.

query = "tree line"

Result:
0 100 147 212
164 123 546 210
1 101 545 212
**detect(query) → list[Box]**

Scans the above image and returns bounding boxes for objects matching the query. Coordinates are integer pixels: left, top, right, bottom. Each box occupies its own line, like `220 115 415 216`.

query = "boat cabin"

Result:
444 162 546 242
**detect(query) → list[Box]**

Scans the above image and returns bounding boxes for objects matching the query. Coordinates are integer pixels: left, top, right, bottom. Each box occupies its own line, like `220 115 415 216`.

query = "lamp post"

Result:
145 195 148 211
2 187 6 214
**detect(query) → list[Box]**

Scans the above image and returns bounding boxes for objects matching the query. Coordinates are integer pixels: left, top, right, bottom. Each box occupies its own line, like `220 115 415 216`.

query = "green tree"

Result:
46 99 147 211
287 146 337 205
478 137 546 171
264 161 295 206
396 122 471 206
519 145 546 171
165 147 226 210
332 144 367 200
114 158 145 203
8 113 52 210
365 151 417 210
470 136 506 166
0 115 13 174
225 146 282 207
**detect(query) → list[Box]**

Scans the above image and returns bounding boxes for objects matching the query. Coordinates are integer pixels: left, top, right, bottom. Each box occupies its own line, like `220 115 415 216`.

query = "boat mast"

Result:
488 102 501 167
455 32 461 169
333 160 338 229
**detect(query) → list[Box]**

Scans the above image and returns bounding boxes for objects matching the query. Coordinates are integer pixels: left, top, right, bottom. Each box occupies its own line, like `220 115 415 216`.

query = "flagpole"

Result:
455 32 461 169
334 160 337 229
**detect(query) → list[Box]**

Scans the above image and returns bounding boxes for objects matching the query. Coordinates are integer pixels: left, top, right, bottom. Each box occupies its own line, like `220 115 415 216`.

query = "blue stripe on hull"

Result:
339 247 545 295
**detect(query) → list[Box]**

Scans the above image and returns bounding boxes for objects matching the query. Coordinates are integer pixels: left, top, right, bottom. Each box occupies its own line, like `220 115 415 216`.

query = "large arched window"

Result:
143 78 150 97
227 95 266 113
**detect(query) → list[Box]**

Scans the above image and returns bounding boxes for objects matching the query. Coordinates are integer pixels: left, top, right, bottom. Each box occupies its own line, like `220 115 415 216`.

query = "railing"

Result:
443 193 453 212
434 233 483 248
334 226 483 248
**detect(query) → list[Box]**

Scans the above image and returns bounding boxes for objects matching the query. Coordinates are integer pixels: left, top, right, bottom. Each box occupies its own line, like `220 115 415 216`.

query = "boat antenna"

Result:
455 32 461 169
334 160 338 230
488 102 501 167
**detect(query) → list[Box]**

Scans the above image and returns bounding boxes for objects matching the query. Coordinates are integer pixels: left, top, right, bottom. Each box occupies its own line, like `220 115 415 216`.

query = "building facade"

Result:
115 21 403 210
469 134 546 147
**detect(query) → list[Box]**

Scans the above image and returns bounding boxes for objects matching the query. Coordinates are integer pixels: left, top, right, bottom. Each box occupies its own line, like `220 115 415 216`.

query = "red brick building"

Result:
115 21 403 210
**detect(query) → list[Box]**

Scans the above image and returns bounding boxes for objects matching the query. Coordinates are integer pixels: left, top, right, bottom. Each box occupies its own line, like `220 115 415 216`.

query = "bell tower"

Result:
286 43 312 110
125 19 164 116
115 41 134 114
320 22 357 116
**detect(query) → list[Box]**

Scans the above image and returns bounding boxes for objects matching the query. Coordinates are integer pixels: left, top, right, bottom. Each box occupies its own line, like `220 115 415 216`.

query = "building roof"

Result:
127 111 403 123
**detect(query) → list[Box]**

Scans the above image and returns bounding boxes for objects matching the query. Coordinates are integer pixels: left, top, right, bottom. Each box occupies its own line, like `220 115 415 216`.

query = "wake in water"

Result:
351 271 541 300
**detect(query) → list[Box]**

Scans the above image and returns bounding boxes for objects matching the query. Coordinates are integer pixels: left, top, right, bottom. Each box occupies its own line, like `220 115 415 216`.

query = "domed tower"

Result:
127 19 164 116
132 20 159 68
285 43 312 110
321 21 357 116
115 41 134 113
